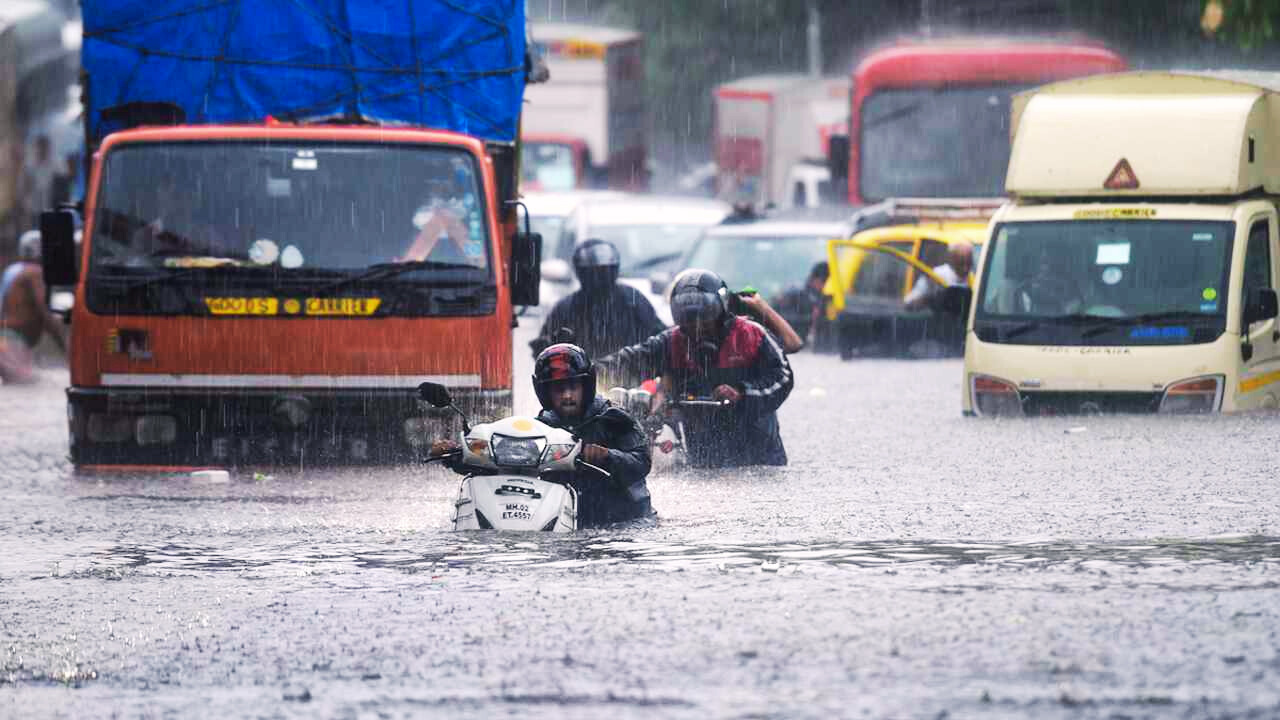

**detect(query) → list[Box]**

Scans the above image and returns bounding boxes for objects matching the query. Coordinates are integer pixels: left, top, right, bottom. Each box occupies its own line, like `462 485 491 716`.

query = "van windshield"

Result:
974 220 1234 346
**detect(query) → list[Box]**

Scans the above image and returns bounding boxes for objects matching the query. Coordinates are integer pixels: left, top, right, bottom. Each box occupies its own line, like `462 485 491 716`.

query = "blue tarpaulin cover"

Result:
81 0 525 143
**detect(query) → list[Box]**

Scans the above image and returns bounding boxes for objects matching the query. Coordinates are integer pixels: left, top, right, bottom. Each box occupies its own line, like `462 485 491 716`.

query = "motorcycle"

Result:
418 381 611 532
606 385 729 461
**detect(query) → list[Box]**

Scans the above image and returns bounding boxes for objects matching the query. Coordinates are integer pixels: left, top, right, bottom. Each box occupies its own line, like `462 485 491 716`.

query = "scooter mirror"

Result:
418 381 453 408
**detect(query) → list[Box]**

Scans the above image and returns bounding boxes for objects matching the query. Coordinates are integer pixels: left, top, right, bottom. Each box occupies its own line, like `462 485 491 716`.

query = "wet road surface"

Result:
3 323 1280 718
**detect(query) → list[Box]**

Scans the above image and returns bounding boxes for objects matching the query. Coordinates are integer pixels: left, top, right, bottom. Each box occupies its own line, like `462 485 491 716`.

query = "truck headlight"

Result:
135 415 177 445
1158 375 1223 414
971 375 1023 417
87 414 133 442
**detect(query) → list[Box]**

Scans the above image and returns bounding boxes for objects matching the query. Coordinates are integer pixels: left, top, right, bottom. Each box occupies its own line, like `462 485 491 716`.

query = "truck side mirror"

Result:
40 210 78 287
826 134 849 182
511 231 542 306
1244 287 1279 327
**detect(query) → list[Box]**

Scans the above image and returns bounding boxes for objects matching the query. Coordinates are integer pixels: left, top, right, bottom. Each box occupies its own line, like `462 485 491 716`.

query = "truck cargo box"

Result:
1007 71 1280 198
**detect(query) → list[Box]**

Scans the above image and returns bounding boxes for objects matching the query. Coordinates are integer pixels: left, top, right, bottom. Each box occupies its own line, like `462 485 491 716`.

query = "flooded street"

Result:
3 323 1280 718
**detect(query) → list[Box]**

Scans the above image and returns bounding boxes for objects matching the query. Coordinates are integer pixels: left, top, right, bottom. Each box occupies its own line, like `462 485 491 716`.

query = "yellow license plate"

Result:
204 297 279 315
304 298 381 316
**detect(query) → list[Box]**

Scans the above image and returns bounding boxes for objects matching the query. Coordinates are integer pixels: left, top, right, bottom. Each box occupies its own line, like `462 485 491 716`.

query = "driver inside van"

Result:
1015 244 1083 315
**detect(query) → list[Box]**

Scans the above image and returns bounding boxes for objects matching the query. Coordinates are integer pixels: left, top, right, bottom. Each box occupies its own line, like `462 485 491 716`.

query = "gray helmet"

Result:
668 268 729 327
572 239 621 292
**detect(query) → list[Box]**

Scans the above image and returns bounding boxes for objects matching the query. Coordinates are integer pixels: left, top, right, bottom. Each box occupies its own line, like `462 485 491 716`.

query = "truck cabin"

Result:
965 71 1280 415
841 37 1127 205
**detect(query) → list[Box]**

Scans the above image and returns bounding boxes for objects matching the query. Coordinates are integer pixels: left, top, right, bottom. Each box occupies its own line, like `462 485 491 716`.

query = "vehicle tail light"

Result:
1159 375 1223 414
971 375 1023 417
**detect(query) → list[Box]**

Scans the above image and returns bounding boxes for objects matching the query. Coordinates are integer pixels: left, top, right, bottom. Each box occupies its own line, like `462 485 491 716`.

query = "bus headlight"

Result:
1159 375 1223 414
970 375 1022 417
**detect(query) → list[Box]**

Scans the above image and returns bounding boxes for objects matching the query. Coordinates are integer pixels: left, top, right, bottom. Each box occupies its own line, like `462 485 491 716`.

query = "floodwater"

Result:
3 322 1280 718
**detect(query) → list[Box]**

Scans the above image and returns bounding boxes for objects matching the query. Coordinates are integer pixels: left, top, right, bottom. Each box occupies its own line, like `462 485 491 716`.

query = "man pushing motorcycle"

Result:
599 269 794 468
431 343 654 527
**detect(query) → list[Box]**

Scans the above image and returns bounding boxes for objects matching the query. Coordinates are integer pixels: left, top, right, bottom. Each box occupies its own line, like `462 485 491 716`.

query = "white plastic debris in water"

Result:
191 469 230 483
1065 426 1088 434
808 387 827 397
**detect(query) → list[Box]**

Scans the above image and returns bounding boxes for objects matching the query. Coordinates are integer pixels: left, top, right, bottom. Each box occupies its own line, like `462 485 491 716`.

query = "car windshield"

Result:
522 142 577 191
975 220 1234 345
685 235 830 298
90 141 491 277
590 223 713 276
860 85 1031 201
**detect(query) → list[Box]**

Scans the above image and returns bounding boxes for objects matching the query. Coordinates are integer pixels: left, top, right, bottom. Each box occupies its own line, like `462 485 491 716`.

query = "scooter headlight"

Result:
490 435 546 467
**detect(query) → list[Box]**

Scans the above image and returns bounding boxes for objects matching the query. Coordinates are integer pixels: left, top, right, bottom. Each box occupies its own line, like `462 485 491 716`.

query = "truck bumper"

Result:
66 386 512 467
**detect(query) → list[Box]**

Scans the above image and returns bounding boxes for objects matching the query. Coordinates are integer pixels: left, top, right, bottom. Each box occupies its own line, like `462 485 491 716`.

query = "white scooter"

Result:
419 382 611 532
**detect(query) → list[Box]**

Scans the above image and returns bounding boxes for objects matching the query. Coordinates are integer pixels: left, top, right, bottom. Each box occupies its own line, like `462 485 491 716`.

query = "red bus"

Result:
844 37 1127 205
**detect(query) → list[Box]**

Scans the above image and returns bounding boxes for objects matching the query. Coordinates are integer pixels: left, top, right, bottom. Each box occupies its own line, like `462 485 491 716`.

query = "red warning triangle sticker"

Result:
1103 158 1139 190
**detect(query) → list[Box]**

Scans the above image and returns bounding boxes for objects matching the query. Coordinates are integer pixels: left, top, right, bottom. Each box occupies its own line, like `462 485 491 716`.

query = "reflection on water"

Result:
83 535 1280 584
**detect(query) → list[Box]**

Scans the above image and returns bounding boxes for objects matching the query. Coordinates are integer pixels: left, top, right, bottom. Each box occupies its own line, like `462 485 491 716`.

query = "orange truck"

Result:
39 1 541 468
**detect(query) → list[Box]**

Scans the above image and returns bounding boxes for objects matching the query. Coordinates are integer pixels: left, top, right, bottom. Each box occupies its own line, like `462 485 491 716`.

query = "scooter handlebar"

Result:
574 456 612 479
667 397 731 408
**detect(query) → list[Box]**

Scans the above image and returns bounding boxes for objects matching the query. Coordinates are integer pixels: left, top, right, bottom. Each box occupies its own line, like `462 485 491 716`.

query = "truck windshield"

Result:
974 220 1234 346
90 141 491 278
859 85 1028 201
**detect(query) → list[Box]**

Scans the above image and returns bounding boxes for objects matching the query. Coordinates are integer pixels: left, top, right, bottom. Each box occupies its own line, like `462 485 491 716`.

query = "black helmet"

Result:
668 268 730 328
532 343 596 410
572 239 621 292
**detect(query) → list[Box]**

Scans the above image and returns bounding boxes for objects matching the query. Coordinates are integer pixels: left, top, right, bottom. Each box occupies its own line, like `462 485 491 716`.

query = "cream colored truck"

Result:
964 71 1280 415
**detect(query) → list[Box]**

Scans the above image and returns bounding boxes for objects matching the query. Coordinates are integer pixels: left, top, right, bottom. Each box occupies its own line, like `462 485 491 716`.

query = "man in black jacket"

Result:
431 343 654 527
530 239 666 360
531 343 654 526
599 269 793 468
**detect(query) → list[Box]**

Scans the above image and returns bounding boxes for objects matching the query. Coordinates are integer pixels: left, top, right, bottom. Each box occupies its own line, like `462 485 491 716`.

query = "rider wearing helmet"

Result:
599 269 793 468
530 239 666 360
530 343 654 526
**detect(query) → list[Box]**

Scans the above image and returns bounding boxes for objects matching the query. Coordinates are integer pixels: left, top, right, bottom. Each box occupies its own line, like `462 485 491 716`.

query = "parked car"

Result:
826 199 997 358
543 194 732 321
521 190 623 314
656 206 855 346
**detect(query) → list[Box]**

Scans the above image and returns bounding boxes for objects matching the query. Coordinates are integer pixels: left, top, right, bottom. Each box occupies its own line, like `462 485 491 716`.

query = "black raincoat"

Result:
531 284 666 360
600 315 793 468
536 396 654 527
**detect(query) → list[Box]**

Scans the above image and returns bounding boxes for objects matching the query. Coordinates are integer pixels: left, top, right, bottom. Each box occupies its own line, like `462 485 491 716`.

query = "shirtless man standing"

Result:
0 231 68 384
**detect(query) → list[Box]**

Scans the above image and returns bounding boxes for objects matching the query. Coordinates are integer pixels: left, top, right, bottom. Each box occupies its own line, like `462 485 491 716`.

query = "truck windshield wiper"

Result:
315 260 482 296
